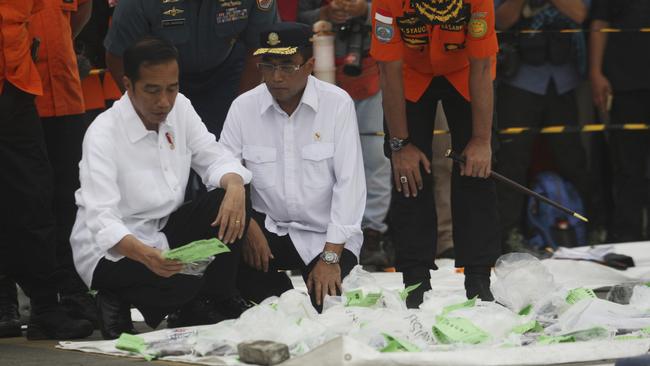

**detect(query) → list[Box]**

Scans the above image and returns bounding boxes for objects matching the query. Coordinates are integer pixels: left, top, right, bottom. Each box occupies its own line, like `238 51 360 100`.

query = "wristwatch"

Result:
319 251 340 264
389 136 410 152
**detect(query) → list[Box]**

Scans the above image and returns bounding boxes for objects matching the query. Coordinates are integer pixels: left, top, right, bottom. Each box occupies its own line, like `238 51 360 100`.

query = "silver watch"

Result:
319 251 340 264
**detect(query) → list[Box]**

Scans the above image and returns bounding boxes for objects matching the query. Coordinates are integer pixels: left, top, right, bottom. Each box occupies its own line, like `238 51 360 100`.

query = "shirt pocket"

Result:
301 143 334 189
438 26 467 52
243 145 276 190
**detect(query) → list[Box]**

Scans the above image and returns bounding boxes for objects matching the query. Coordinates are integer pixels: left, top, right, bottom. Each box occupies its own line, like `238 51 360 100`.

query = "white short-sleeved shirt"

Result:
220 75 366 265
71 92 251 287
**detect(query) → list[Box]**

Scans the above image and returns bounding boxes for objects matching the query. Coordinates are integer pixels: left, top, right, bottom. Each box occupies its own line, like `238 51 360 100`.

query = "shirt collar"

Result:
260 75 319 116
118 93 174 143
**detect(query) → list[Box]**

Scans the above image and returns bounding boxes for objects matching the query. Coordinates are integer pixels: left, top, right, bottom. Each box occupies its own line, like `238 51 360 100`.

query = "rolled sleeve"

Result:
95 222 131 253
466 0 498 59
207 162 252 189
328 98 366 246
369 0 403 62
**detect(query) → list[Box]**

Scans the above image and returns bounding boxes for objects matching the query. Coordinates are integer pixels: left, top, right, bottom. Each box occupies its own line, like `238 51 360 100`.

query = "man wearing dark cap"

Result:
370 0 500 308
219 23 367 311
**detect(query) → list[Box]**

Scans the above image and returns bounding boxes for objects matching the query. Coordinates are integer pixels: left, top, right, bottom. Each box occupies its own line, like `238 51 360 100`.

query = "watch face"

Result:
321 251 338 263
389 138 402 151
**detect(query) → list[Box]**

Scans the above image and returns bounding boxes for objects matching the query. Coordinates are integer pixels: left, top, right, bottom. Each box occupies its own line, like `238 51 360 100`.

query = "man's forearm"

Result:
70 0 92 39
323 242 344 257
106 51 126 92
589 20 609 77
378 60 408 138
469 58 493 142
495 0 525 30
550 0 587 24
113 234 149 263
238 51 261 94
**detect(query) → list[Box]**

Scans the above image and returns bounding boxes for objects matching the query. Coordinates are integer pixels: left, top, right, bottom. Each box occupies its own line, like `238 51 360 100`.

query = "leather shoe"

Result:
464 274 494 301
213 295 253 319
60 292 99 328
167 298 226 328
96 290 136 340
26 306 94 340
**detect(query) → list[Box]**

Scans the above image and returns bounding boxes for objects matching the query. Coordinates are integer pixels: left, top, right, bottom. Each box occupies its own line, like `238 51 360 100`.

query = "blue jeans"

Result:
355 92 391 233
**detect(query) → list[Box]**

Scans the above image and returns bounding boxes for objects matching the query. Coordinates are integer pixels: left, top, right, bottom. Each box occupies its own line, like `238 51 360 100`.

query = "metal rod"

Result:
445 149 589 223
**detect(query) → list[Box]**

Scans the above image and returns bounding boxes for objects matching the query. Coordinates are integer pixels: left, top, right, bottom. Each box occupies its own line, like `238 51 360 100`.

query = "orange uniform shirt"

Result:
369 0 498 102
0 0 44 96
30 0 88 117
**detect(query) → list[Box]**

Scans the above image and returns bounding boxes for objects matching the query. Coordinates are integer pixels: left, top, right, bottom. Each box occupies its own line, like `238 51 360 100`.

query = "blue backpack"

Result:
526 172 587 249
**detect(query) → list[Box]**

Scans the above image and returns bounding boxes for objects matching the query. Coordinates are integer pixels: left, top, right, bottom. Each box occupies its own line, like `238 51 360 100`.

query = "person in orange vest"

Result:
370 0 500 307
28 0 98 327
0 0 93 340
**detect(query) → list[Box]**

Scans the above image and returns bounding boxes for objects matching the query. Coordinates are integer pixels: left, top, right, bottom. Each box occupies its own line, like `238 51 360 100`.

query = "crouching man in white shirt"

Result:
70 37 253 339
220 23 366 311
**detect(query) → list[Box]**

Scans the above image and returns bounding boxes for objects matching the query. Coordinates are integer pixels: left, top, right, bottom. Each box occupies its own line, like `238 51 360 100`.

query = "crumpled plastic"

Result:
491 253 559 314
629 285 650 312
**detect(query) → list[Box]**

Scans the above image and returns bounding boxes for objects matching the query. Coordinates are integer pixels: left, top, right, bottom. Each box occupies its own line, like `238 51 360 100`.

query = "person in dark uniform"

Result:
104 0 277 136
590 0 650 243
370 0 500 308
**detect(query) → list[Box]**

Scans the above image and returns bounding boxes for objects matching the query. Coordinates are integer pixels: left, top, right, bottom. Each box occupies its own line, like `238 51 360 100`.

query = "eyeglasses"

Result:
256 61 306 76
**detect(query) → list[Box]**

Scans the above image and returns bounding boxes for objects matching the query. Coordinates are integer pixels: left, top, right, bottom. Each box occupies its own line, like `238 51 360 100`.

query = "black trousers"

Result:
495 82 601 235
0 83 59 307
237 211 358 312
91 188 250 327
41 115 89 295
386 77 500 284
609 90 650 242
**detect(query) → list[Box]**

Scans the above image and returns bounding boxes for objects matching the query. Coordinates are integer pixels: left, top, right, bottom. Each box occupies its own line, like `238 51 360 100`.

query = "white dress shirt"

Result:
71 93 252 287
220 75 366 265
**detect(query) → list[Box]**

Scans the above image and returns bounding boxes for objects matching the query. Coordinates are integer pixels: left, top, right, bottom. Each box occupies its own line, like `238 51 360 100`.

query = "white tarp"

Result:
58 241 650 365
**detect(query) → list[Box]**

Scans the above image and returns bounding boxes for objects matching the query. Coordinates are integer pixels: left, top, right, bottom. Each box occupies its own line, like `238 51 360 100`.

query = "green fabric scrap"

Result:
345 290 381 307
537 334 575 345
565 288 596 305
400 283 422 301
512 320 543 334
518 304 532 316
380 333 421 353
115 333 154 361
442 297 476 315
432 316 489 345
163 238 230 263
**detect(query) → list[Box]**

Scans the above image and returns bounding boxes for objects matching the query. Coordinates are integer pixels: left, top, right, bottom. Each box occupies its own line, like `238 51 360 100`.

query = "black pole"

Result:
445 149 588 223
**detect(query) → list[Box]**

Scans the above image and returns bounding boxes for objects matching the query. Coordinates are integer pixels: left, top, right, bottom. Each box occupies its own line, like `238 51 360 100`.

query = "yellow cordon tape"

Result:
362 124 650 137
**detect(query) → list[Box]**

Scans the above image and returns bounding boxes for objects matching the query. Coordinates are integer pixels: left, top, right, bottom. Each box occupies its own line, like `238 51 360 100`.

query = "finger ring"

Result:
400 176 408 184
235 220 241 224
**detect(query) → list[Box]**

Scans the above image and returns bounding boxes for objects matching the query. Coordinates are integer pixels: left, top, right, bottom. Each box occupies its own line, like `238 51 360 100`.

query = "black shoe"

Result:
26 306 94 340
96 290 136 340
360 229 390 268
0 302 21 338
60 292 99 328
464 274 494 302
167 298 227 328
212 295 253 319
404 281 432 309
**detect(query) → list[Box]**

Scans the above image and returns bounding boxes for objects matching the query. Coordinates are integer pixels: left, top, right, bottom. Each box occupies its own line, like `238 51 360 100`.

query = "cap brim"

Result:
253 47 299 56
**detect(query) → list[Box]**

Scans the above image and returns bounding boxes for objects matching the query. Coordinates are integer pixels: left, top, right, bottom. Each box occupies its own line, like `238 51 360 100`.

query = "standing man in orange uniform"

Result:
370 0 500 307
28 0 97 325
0 0 93 339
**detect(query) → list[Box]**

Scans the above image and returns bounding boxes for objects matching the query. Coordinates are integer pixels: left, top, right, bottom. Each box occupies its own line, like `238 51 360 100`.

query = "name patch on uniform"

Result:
396 13 428 47
162 18 186 27
440 23 464 32
216 8 248 23
257 0 273 11
220 0 242 7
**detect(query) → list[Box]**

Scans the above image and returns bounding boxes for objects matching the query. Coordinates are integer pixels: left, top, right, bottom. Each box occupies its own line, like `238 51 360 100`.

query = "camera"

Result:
336 19 369 76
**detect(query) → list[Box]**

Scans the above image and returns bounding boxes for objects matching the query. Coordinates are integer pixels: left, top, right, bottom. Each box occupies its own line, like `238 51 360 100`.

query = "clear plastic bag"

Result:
179 256 215 276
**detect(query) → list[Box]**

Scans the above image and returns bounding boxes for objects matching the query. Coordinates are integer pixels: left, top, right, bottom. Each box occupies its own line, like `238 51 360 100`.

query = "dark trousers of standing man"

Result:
91 188 251 328
387 77 501 288
495 82 602 243
237 211 358 313
0 83 60 308
608 90 650 242
41 115 89 295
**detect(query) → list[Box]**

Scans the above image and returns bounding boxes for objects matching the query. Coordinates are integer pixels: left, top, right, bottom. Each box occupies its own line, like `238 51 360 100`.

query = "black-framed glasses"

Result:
256 61 307 76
